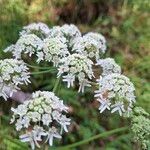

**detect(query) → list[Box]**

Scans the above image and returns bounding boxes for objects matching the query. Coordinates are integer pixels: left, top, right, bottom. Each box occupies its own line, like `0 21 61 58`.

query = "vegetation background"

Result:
0 0 149 149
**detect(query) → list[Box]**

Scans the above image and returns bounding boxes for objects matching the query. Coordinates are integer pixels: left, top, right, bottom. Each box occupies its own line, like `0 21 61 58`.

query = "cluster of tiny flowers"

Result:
57 54 94 92
0 59 30 100
49 24 81 40
4 34 43 59
61 24 81 38
96 58 121 76
4 23 107 67
131 107 150 150
1 23 139 149
19 22 51 39
11 91 71 150
37 36 69 66
72 32 106 60
95 73 136 116
35 24 82 65
85 32 106 53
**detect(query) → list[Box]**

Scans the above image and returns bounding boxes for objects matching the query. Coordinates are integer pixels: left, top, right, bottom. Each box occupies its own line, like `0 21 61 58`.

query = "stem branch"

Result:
57 127 128 150
53 77 61 93
31 69 56 75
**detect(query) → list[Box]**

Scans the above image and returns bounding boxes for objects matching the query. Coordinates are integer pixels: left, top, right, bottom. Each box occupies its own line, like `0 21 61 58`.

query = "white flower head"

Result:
58 54 94 92
96 58 121 76
72 32 106 60
41 36 69 66
85 32 107 53
11 91 71 149
4 34 43 59
49 26 63 38
49 24 81 52
19 22 51 39
61 24 81 39
95 73 136 116
0 59 30 100
49 24 81 40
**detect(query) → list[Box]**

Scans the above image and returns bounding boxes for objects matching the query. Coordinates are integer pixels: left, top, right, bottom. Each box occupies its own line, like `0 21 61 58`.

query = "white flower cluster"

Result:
72 32 106 60
37 36 69 66
61 24 81 38
1 23 137 149
0 59 30 100
4 34 43 59
0 22 139 150
49 24 81 40
19 22 51 39
4 23 107 68
86 32 106 53
95 73 136 116
96 58 121 76
58 54 94 92
11 91 70 149
35 24 82 65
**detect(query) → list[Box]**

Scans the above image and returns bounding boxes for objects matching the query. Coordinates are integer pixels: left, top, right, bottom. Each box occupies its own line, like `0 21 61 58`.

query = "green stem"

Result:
53 77 61 93
57 127 128 150
31 69 56 75
26 64 51 70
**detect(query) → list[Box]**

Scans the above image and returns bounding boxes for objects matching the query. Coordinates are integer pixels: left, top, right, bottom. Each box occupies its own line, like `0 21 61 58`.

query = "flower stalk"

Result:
57 127 128 150
53 77 61 93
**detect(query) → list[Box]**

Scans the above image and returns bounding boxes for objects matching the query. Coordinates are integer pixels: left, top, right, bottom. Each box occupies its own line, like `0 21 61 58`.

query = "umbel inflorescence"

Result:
0 22 140 149
0 59 30 100
95 74 135 116
11 91 70 149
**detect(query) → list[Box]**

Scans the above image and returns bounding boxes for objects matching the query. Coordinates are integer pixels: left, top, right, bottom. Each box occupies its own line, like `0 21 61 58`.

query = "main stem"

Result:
57 127 128 150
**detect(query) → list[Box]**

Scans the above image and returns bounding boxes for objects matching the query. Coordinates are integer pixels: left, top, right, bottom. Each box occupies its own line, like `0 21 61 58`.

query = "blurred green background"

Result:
0 0 149 149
